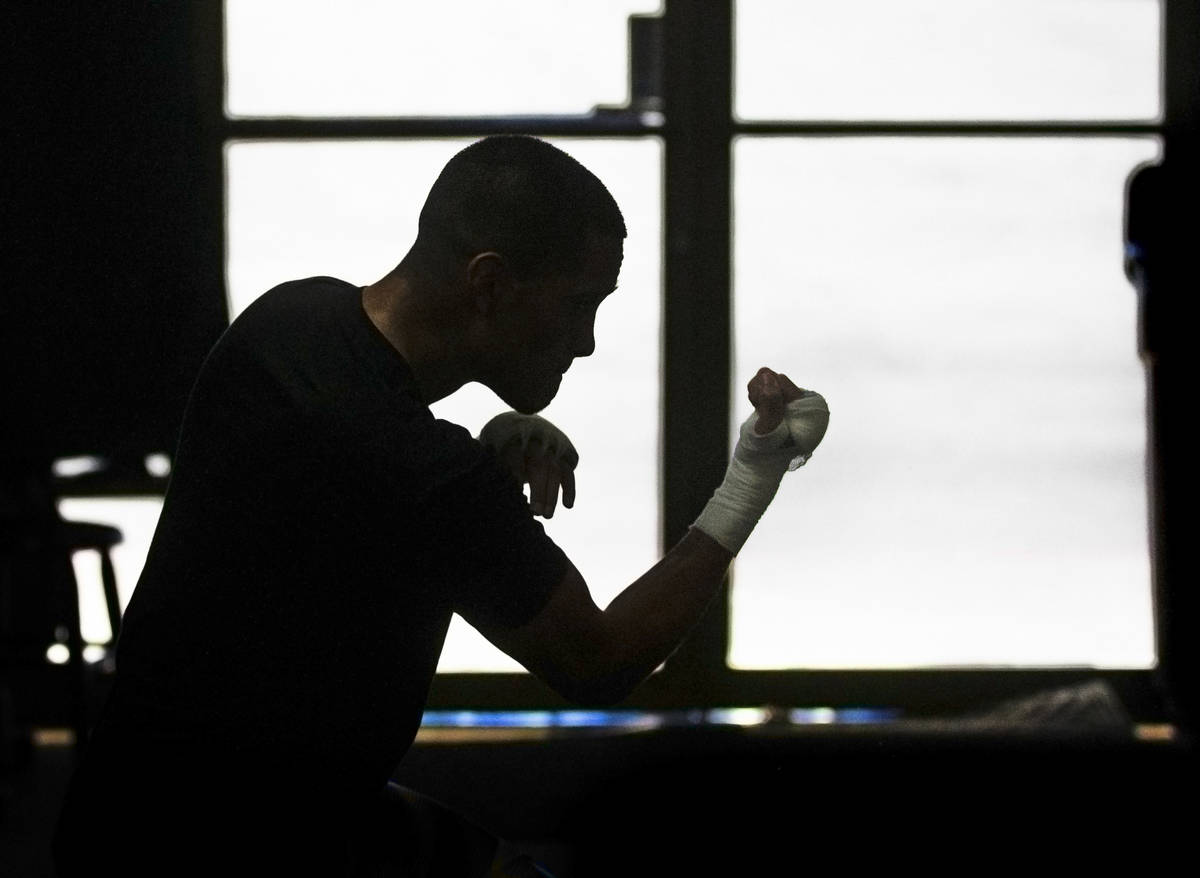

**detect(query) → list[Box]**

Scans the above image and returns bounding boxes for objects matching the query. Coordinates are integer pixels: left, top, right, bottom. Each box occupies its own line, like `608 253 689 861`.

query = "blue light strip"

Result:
790 707 903 725
419 710 666 729
419 707 902 729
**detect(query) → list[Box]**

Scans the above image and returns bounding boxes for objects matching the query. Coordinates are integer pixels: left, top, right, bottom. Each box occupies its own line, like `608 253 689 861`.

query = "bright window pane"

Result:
736 0 1161 121
226 138 663 671
731 136 1159 669
226 0 662 117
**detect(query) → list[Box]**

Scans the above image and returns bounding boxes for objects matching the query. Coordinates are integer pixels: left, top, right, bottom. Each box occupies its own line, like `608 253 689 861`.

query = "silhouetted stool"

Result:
1 466 124 757
54 520 125 649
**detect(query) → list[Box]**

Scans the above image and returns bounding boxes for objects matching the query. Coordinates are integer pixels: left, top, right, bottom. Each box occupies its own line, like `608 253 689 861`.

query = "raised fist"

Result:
748 367 808 435
746 366 829 468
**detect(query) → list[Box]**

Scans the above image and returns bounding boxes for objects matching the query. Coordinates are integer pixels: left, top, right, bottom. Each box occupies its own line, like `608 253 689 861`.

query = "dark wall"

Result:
4 4 225 463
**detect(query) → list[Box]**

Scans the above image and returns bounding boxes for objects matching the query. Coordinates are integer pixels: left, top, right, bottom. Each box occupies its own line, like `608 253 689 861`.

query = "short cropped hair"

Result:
416 136 626 279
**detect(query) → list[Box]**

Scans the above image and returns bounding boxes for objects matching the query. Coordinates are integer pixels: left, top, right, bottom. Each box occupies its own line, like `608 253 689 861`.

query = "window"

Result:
222 1 663 672
63 0 1171 713
225 137 663 672
728 0 1161 673
731 137 1157 669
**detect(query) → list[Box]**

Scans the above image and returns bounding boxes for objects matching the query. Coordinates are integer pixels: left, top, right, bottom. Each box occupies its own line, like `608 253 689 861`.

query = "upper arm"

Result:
359 418 616 698
473 559 622 705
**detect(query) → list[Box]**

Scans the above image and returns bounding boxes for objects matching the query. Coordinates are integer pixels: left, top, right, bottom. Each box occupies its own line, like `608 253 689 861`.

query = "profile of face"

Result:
484 235 624 414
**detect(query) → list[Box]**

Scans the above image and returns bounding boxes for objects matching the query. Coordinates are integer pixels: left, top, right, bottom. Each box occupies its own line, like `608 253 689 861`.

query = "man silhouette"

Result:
54 136 826 876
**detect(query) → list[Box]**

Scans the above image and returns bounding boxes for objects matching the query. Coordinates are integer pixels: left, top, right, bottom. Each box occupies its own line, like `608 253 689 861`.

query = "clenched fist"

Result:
747 366 829 468
747 367 809 435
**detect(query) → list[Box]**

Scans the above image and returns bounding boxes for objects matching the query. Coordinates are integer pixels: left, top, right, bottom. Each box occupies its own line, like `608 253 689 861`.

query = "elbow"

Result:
526 614 650 706
551 646 645 707
556 677 635 708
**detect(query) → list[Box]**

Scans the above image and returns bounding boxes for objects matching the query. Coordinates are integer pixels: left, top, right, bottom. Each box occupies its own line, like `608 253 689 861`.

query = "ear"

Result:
465 252 509 315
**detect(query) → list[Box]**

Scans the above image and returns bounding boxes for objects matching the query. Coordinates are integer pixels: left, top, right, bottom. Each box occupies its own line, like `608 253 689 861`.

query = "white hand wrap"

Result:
477 411 579 468
693 391 829 555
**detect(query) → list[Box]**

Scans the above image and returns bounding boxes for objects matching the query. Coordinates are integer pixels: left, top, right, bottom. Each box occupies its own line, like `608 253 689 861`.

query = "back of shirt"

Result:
57 277 567 866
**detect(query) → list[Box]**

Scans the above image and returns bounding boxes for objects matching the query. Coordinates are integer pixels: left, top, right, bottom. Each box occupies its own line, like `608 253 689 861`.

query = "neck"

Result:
361 272 472 405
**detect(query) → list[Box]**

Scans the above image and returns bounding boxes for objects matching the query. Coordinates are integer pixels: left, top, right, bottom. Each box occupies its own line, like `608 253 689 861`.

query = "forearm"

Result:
594 527 734 699
495 370 829 705
585 387 827 700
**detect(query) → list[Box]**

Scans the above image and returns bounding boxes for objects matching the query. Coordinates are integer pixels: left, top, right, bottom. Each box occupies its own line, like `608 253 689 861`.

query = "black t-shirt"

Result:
58 277 567 860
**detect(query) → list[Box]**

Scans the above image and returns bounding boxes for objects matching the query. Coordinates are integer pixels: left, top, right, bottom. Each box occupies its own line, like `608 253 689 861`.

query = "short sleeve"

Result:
417 435 569 631
248 283 572 634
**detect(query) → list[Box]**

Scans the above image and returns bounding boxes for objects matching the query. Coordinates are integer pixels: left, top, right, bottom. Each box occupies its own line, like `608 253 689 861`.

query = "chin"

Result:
493 380 557 415
487 381 549 412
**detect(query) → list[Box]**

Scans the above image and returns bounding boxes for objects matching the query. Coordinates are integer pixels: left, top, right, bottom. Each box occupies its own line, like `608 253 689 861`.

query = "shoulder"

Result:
200 276 359 370
183 276 429 444
255 275 358 306
349 413 498 497
202 275 389 387
232 276 360 340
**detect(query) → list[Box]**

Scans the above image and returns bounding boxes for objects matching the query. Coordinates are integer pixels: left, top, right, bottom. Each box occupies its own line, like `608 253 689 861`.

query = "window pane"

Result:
227 138 663 672
226 0 661 117
731 136 1159 669
736 0 1161 121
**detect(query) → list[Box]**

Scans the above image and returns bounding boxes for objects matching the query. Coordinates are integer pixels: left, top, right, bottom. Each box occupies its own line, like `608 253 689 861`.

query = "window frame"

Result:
193 0 1189 720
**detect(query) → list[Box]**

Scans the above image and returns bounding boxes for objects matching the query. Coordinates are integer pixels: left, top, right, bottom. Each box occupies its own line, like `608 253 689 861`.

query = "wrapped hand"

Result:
747 367 830 469
478 412 579 518
693 366 830 554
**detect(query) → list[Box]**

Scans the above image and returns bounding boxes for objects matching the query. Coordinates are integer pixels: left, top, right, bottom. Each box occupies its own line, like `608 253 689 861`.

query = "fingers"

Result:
543 469 562 518
493 433 579 519
523 439 574 519
524 440 550 517
748 367 812 432
748 367 785 435
775 372 807 404
562 465 576 510
529 454 562 519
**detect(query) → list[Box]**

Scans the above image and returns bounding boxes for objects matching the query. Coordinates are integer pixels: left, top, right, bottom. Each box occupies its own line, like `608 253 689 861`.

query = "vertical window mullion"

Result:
660 0 735 691
195 0 229 327
1149 0 1199 733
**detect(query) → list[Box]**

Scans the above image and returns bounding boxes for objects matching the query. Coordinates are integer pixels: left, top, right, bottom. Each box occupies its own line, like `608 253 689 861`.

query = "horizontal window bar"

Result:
221 118 1161 141
736 121 1162 137
223 112 663 140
